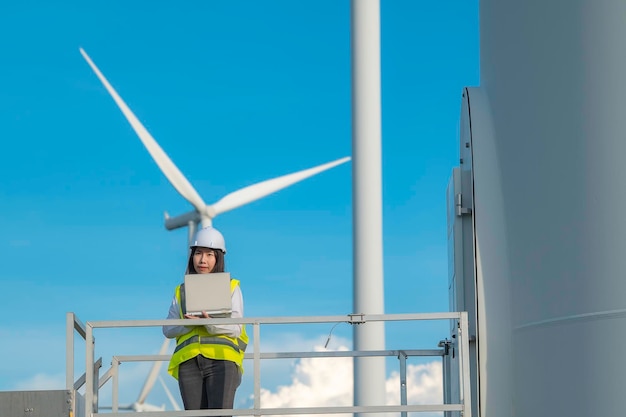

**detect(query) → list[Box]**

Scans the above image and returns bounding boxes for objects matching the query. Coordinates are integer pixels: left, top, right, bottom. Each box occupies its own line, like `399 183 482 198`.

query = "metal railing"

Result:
67 312 472 417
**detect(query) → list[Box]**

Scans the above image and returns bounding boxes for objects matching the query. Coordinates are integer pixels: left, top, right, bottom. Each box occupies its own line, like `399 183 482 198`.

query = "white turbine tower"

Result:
351 0 386 413
79 48 350 244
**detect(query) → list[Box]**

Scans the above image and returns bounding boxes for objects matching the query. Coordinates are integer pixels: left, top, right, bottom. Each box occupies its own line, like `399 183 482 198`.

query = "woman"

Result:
163 226 248 413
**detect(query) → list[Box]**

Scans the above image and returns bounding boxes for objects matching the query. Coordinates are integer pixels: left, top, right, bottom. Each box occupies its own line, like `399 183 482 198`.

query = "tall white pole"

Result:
351 0 386 412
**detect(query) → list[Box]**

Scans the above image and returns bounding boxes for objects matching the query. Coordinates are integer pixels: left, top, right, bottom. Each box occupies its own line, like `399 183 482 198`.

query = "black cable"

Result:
324 322 342 349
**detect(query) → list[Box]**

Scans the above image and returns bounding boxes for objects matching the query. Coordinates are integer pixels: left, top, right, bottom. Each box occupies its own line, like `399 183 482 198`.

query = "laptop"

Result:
183 272 232 318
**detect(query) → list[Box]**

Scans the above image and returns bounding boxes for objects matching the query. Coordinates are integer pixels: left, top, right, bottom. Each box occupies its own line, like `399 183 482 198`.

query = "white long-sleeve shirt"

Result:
162 283 244 339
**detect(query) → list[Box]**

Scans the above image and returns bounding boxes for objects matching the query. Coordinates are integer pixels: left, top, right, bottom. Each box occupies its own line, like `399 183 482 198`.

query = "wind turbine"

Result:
79 48 351 244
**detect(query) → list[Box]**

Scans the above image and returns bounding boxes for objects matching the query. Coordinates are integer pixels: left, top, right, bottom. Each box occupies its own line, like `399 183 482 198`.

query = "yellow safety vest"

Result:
167 278 248 379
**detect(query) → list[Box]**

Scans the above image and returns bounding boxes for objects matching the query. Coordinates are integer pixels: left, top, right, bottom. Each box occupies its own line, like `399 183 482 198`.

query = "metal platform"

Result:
0 389 84 417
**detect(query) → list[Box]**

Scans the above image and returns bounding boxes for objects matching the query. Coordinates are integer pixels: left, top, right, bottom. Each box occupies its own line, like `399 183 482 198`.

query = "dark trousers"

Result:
178 355 242 415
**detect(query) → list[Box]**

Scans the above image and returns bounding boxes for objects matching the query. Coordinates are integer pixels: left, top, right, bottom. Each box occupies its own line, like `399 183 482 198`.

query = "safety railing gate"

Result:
67 312 472 417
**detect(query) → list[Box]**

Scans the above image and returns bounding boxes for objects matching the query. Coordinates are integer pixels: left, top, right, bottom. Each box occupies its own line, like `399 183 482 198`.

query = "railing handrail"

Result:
85 311 464 328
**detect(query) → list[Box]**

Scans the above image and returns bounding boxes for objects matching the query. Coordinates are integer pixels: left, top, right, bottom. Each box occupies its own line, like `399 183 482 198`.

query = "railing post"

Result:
66 313 74 391
85 323 95 417
112 357 120 412
398 350 408 417
253 322 261 417
439 338 452 417
459 312 472 417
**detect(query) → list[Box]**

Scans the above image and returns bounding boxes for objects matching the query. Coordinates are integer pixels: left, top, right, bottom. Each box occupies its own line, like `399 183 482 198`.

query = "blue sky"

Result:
0 0 478 411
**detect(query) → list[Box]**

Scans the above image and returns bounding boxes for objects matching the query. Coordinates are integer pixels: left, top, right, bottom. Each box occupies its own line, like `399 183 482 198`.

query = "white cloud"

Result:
386 362 444 409
238 332 353 398
259 346 353 411
255 344 444 417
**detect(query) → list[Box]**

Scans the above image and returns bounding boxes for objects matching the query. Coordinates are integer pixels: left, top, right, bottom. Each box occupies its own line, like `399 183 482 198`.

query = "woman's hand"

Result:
184 311 211 319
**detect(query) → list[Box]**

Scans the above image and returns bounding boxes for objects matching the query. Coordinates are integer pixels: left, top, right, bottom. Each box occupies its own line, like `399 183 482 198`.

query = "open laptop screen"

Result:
183 272 232 317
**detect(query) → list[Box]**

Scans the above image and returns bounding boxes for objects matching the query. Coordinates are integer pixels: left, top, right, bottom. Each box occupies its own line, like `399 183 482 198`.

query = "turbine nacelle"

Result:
164 210 202 230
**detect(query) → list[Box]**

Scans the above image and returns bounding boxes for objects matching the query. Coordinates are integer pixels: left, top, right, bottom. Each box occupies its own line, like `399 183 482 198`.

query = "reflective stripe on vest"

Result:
174 334 248 354
167 278 248 380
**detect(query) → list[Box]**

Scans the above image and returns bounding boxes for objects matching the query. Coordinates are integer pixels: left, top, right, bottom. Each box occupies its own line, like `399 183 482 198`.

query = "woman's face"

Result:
192 247 217 273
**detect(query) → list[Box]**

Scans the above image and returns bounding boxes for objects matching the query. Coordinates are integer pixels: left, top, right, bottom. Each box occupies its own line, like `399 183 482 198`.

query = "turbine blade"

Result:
211 156 351 215
159 376 182 411
79 48 207 212
137 338 170 404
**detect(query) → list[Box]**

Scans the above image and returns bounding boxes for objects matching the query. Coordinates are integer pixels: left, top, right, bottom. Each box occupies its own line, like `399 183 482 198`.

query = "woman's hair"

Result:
186 247 226 274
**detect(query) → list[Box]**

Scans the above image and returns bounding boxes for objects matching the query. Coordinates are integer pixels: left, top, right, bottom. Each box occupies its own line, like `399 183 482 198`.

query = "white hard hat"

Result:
191 227 226 254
